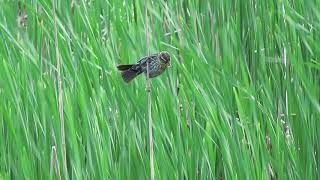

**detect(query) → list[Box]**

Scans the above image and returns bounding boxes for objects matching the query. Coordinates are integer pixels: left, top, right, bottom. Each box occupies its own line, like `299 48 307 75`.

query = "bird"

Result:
117 51 171 83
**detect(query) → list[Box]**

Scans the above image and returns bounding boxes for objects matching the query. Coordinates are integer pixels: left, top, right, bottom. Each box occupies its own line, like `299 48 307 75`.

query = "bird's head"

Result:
159 51 171 64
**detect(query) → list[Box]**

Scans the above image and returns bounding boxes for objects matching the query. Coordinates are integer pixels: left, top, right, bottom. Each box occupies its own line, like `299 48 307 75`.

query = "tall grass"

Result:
1 0 320 179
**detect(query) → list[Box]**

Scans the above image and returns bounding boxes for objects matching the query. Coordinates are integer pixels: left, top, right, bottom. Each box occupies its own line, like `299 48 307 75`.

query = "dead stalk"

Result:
145 1 154 180
52 0 68 178
50 146 61 180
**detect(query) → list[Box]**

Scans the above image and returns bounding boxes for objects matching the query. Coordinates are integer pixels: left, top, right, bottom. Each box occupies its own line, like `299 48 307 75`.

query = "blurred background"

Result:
0 0 319 179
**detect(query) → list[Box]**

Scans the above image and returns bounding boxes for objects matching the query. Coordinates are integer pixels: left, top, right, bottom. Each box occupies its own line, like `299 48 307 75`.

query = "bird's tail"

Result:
117 64 142 83
117 64 134 71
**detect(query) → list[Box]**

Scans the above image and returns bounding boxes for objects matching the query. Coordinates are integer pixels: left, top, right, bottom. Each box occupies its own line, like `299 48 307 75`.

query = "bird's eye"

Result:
160 52 170 63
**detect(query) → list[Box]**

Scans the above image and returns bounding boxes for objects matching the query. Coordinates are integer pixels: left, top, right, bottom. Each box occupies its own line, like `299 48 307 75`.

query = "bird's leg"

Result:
146 61 151 92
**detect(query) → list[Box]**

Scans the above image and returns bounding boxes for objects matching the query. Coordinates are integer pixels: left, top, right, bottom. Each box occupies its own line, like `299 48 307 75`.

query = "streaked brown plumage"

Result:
117 51 171 83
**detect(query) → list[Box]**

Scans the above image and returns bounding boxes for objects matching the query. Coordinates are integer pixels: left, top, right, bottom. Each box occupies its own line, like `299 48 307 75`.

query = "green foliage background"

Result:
1 0 320 179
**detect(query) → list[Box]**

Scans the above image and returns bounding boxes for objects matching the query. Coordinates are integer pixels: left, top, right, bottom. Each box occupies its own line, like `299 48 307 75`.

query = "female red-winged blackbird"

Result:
117 51 171 83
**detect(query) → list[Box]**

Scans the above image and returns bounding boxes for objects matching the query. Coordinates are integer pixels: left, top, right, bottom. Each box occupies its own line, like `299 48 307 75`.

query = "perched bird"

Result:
117 51 171 83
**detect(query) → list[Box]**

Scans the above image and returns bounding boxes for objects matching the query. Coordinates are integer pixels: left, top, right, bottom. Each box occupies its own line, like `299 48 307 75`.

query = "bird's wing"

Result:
129 54 156 72
138 53 158 66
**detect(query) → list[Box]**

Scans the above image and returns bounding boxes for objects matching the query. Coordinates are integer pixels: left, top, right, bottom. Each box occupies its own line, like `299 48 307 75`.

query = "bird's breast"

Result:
143 60 167 78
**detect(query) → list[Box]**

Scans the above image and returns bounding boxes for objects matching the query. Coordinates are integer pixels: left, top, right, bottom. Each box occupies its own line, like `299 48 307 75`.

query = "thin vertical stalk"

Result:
282 3 288 118
145 1 154 180
52 0 68 178
282 4 290 142
283 47 288 117
50 146 61 180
